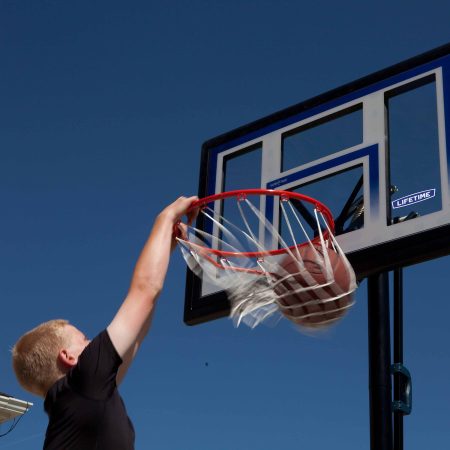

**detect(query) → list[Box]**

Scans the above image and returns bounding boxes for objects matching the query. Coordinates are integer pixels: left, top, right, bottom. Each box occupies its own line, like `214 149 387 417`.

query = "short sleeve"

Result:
67 329 122 400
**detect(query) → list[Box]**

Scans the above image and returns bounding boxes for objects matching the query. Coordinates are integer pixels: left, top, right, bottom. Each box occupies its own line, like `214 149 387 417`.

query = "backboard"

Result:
185 44 450 325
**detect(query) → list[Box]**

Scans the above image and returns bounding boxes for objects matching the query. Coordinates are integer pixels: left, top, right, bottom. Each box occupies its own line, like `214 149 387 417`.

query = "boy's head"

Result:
12 320 90 398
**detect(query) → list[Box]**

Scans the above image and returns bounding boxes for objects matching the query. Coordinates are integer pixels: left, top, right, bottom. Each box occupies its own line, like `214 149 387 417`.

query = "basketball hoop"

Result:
177 189 357 330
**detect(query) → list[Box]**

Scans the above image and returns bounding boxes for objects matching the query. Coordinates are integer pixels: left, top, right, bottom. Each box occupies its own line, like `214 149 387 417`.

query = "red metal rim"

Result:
184 189 335 259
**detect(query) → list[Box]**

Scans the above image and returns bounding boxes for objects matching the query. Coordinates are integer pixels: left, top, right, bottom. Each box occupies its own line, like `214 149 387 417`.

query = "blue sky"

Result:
0 1 449 449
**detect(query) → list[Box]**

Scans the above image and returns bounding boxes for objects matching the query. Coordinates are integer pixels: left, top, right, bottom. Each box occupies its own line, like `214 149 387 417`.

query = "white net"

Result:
178 192 357 331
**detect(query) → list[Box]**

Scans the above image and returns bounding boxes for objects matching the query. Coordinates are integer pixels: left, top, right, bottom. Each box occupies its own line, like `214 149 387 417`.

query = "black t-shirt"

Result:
43 330 135 450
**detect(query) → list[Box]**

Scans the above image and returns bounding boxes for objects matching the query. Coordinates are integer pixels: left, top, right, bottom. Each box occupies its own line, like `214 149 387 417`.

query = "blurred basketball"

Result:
274 245 354 328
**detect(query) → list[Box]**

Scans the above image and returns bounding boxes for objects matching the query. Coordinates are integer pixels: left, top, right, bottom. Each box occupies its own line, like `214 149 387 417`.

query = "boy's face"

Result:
62 325 91 365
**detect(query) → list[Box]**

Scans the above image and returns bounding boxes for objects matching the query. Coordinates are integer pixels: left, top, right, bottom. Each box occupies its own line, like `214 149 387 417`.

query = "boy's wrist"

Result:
157 209 178 225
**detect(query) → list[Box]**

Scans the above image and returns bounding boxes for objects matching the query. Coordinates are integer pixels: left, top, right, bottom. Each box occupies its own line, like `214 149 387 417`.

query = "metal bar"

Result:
367 272 393 450
393 268 404 450
334 174 364 234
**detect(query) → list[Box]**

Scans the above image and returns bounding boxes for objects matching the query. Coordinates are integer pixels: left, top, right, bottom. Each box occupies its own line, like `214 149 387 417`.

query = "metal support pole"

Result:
367 272 393 450
393 268 404 450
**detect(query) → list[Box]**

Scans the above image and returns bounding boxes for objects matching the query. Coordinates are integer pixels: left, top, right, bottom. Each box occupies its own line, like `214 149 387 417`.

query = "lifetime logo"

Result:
391 189 436 209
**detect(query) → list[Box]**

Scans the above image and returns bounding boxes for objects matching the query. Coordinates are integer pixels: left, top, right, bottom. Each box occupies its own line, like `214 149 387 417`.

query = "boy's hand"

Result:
160 196 199 250
160 195 198 224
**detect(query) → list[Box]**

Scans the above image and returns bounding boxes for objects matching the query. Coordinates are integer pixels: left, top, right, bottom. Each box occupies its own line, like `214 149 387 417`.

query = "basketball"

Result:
274 245 355 328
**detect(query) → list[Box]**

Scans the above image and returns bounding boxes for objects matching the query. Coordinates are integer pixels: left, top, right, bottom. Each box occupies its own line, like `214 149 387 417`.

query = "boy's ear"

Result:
58 349 77 368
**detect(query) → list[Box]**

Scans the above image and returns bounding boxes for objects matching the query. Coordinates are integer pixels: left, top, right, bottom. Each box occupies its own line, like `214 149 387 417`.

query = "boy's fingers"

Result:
175 196 198 216
187 207 199 226
166 196 199 229
177 222 188 240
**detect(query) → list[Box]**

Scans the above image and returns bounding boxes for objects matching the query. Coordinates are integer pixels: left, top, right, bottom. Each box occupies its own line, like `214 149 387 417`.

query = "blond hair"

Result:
12 319 70 398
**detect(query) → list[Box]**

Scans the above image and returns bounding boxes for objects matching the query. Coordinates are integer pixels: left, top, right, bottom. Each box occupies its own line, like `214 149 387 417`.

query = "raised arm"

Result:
107 196 197 383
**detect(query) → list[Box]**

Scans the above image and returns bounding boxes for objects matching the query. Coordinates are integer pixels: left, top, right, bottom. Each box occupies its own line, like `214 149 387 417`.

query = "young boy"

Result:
12 196 197 450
